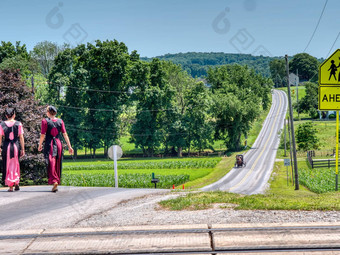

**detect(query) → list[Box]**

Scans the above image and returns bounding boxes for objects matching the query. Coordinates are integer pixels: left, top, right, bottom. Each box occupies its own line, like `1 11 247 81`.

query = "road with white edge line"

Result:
202 89 288 194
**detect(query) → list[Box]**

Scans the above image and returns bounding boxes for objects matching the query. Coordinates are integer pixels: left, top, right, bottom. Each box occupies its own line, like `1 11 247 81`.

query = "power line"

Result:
326 32 340 57
303 0 328 53
46 83 133 94
56 104 177 113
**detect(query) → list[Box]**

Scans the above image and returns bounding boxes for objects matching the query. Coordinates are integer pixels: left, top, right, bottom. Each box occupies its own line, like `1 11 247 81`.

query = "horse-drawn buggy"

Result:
235 154 246 168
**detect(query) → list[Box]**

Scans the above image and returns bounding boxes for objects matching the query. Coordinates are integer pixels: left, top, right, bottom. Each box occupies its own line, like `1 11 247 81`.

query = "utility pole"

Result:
296 69 299 119
284 118 287 157
31 75 35 96
285 55 299 190
287 117 294 186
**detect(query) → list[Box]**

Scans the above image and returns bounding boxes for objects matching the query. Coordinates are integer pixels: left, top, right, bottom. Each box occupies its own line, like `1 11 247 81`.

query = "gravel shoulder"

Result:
74 192 340 228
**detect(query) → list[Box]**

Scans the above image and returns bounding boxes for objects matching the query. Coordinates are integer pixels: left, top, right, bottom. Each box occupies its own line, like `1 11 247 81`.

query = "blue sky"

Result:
0 0 339 59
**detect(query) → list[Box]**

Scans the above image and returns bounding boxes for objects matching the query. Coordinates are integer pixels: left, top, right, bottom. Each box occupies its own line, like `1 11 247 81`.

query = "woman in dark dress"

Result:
0 108 25 191
38 106 73 192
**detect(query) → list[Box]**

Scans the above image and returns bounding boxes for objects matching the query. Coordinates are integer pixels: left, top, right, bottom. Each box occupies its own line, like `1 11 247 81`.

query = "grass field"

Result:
62 157 221 188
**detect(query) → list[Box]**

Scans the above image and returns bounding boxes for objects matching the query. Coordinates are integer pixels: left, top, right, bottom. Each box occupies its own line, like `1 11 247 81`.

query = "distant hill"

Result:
141 52 276 78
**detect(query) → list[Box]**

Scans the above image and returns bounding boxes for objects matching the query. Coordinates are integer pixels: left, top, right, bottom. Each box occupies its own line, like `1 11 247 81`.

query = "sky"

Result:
0 0 339 59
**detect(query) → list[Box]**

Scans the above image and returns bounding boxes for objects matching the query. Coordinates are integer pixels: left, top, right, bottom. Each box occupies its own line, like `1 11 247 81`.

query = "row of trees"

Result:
143 52 274 78
6 40 325 157
269 53 320 88
43 40 272 157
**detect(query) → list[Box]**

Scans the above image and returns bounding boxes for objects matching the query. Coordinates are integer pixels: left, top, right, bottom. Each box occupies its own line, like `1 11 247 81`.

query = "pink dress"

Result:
0 121 24 187
41 118 66 185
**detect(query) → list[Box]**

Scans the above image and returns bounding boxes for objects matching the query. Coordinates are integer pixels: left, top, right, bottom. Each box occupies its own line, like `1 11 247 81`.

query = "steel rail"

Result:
1 225 340 240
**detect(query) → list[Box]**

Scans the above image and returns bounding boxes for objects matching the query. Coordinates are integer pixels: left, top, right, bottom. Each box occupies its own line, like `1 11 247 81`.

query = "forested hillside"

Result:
141 52 274 78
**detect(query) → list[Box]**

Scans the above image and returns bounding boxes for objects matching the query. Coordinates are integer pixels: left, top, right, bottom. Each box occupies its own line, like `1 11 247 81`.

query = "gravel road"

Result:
75 192 340 228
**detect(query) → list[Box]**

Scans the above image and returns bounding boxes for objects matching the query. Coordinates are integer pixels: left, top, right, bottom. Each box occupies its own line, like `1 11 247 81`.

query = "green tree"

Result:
162 61 214 156
162 61 191 157
269 59 285 87
184 81 214 154
296 82 319 118
31 41 68 77
289 53 319 81
83 40 134 156
0 41 29 64
131 59 174 157
208 65 270 150
0 55 39 79
296 122 320 151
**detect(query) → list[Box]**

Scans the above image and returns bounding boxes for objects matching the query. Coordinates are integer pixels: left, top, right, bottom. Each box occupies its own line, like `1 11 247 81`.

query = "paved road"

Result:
0 185 168 231
202 89 288 194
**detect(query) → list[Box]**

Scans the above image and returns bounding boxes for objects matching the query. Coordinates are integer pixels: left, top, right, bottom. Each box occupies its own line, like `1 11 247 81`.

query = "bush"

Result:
0 70 46 185
329 114 336 119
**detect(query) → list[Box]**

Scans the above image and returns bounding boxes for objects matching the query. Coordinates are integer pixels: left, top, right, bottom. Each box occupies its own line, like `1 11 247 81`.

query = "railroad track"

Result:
1 224 340 254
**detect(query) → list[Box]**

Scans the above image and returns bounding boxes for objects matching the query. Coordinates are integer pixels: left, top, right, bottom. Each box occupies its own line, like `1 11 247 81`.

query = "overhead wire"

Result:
303 0 328 53
326 32 340 57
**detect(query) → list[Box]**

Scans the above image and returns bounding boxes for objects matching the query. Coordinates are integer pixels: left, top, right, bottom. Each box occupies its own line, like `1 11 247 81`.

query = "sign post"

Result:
318 49 340 191
284 158 291 186
337 111 339 191
108 145 123 188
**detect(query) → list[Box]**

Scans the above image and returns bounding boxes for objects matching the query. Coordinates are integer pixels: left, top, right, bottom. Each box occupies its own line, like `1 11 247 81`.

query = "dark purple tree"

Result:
0 69 46 185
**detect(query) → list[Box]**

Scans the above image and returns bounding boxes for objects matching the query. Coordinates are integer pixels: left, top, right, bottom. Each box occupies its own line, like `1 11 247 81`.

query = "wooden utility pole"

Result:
285 55 299 190
284 118 287 157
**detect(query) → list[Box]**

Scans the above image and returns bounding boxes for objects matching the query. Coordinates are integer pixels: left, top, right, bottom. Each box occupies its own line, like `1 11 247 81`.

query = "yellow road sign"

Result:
319 86 340 110
319 49 340 86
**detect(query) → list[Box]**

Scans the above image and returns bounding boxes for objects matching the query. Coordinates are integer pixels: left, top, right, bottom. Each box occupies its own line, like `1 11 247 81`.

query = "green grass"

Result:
62 157 220 188
277 119 337 158
64 168 213 182
62 173 190 189
160 160 340 211
63 157 221 171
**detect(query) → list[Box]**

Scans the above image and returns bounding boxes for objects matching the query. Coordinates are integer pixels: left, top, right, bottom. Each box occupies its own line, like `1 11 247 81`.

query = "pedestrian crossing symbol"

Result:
319 49 340 86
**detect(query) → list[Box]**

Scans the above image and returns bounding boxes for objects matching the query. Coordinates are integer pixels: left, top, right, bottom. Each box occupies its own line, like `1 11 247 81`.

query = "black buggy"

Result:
235 154 246 168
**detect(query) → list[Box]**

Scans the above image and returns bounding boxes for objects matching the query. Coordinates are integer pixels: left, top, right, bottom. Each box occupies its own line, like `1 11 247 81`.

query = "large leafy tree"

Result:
296 82 319 118
269 58 286 87
0 41 29 64
48 40 137 157
162 61 214 156
83 40 133 156
184 81 214 154
0 70 46 186
130 59 174 157
296 122 320 151
208 65 271 150
31 41 68 77
0 41 39 79
162 61 191 157
289 53 319 81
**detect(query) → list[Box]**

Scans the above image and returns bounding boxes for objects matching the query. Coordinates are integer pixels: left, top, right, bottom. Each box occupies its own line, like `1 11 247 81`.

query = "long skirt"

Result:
4 143 20 187
47 139 63 185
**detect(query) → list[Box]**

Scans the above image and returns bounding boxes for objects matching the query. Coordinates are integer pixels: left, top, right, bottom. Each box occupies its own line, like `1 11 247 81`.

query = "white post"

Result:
114 145 118 188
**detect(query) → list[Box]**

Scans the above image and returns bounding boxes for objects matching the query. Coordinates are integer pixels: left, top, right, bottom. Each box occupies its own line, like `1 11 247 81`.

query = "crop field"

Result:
62 157 221 189
299 166 338 193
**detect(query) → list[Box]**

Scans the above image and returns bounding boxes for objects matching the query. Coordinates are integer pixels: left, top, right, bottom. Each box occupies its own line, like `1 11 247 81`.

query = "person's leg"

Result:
8 182 13 192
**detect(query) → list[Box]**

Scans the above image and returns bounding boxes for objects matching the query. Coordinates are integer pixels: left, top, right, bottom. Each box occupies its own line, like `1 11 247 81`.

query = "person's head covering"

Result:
47 105 57 115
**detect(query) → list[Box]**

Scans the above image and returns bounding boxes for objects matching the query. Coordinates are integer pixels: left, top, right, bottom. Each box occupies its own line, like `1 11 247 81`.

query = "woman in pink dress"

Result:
0 108 25 192
38 106 73 192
